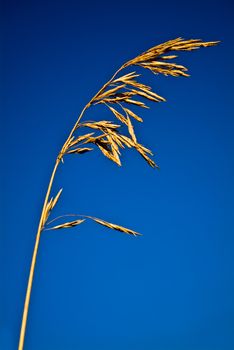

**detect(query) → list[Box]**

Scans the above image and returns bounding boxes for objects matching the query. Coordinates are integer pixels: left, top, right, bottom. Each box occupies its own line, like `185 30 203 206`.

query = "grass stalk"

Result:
18 38 218 350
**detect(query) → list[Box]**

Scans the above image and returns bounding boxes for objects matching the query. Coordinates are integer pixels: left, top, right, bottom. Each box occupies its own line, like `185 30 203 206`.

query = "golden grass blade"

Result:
130 88 163 102
113 71 140 83
117 134 135 148
160 55 178 60
98 91 136 105
82 134 106 145
69 133 94 147
97 121 121 129
97 142 121 166
108 132 125 149
154 67 189 77
90 217 141 236
124 79 151 91
95 84 126 100
52 188 63 210
41 199 53 227
137 147 158 168
49 219 86 230
45 197 54 214
82 121 121 130
125 98 149 108
144 61 188 71
136 142 153 155
111 147 121 164
106 134 121 154
93 138 110 149
127 116 137 143
123 107 143 122
106 105 128 124
67 147 93 154
141 89 166 101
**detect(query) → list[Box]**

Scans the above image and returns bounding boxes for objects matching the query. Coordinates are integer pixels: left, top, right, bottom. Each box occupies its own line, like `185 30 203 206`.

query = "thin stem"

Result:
45 213 83 226
18 159 60 350
18 63 126 350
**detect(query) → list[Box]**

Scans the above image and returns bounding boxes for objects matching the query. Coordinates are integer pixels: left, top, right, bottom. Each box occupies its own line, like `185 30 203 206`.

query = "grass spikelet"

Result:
117 134 135 148
106 105 128 125
97 142 121 166
137 147 158 168
69 133 95 147
95 84 126 100
49 219 86 230
112 71 141 83
51 188 63 209
67 147 93 154
124 98 149 108
82 121 121 130
41 198 53 227
90 217 141 236
123 107 143 122
130 88 164 102
127 115 137 143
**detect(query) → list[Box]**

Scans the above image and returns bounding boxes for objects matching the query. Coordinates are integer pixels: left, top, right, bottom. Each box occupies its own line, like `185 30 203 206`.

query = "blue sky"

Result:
1 0 234 349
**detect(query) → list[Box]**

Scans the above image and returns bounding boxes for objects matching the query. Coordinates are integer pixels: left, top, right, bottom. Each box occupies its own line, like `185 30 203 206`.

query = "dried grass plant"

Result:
18 37 218 350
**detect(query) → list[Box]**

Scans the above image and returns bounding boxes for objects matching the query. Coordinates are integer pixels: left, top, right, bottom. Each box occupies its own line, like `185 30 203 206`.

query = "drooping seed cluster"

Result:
62 38 218 170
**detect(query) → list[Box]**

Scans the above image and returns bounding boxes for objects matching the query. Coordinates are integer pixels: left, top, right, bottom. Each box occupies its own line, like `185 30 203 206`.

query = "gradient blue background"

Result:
1 0 234 349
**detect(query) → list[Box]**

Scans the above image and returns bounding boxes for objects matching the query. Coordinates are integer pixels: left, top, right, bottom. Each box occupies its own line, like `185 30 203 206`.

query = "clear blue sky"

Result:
1 0 234 349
